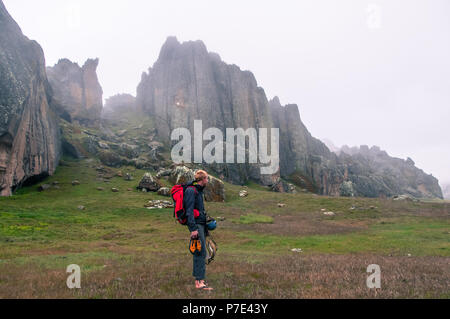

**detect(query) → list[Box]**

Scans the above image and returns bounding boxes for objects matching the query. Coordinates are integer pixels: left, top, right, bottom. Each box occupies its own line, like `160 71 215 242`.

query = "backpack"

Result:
171 184 200 225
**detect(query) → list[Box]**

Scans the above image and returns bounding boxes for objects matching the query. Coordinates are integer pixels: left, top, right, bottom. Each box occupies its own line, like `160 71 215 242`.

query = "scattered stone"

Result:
98 141 109 150
239 190 248 197
77 205 85 210
52 181 59 185
144 200 174 209
124 173 134 181
323 211 335 216
72 180 80 186
291 248 303 253
407 253 412 257
53 185 60 190
270 179 297 193
137 172 161 192
111 188 119 192
157 187 171 197
141 188 147 193
96 187 104 191
392 194 420 202
321 208 326 212
370 206 376 209
127 188 132 191
116 171 123 177
38 184 51 192
278 203 286 208
216 216 226 221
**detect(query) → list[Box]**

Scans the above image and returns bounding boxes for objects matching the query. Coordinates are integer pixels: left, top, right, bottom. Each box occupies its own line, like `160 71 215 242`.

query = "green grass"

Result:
234 219 450 257
232 213 274 224
0 158 449 298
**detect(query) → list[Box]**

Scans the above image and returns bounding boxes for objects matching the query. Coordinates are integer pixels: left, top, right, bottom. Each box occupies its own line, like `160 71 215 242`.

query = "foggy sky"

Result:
3 0 450 188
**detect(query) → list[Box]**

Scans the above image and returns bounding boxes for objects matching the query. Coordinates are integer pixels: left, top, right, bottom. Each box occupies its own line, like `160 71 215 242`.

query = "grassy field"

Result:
0 158 449 298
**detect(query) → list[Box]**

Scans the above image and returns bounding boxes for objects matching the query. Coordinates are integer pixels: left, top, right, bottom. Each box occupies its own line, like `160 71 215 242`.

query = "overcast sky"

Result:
4 0 450 188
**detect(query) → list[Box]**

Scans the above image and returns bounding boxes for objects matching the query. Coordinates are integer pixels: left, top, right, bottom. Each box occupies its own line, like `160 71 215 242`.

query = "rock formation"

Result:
0 1 60 196
336 145 443 198
47 58 103 126
137 172 161 192
137 36 277 186
136 37 442 199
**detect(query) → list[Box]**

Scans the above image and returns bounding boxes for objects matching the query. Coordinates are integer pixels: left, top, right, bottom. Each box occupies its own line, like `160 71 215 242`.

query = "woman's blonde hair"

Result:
194 169 208 182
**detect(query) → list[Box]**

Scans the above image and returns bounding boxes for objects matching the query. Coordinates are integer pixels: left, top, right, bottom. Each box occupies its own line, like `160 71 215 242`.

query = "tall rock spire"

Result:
0 0 60 196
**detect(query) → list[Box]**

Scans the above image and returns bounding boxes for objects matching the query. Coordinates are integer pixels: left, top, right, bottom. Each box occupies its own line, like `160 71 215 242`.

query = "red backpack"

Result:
171 184 200 225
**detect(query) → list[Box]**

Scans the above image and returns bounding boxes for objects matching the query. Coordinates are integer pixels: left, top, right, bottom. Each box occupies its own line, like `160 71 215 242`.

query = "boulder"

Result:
157 187 171 197
137 172 161 192
204 175 225 202
118 143 140 159
270 179 296 193
239 190 248 197
99 150 123 167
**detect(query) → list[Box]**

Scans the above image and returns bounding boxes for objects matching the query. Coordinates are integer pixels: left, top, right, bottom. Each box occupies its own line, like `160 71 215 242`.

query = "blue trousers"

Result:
192 224 206 280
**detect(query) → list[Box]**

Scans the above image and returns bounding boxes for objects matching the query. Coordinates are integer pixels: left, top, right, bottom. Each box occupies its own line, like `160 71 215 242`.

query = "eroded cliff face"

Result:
0 0 60 196
47 58 103 127
136 37 277 185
